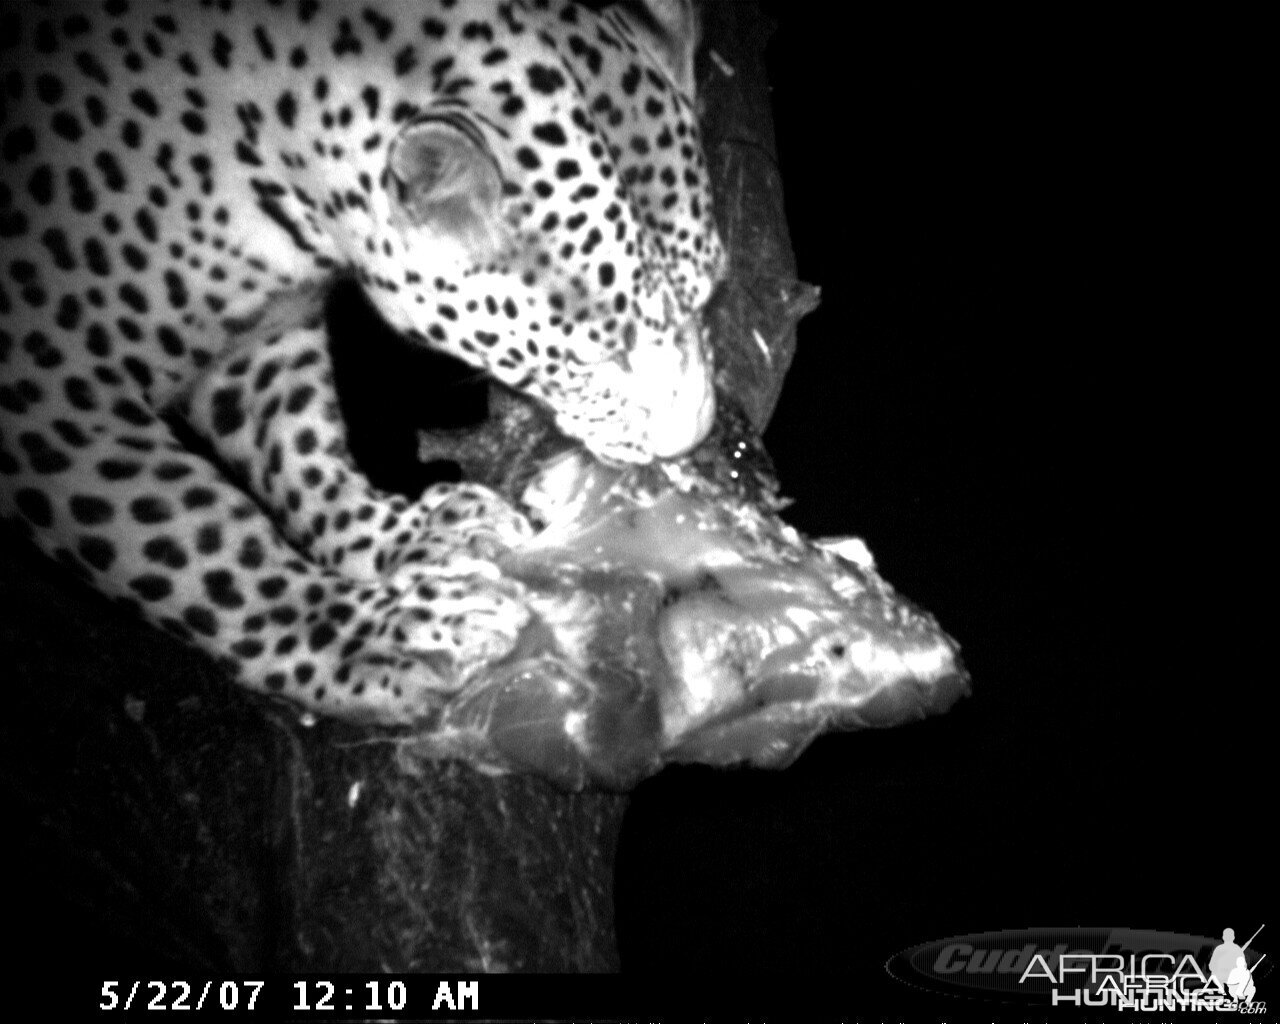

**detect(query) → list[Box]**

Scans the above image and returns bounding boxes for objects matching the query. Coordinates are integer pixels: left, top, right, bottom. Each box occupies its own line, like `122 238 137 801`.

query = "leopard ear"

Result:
620 0 700 96
386 119 503 256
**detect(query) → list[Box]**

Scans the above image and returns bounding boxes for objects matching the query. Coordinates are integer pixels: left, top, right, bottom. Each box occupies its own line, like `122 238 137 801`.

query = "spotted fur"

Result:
0 0 725 722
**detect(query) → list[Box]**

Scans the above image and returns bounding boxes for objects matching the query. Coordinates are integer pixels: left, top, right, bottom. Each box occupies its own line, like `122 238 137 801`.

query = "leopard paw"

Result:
393 573 531 678
386 483 534 576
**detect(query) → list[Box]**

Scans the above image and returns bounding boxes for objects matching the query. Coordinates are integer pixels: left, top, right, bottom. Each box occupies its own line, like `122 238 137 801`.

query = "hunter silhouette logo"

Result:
1209 925 1265 1003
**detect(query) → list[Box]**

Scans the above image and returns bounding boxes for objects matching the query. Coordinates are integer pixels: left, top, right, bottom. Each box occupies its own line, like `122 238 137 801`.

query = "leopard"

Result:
0 0 727 724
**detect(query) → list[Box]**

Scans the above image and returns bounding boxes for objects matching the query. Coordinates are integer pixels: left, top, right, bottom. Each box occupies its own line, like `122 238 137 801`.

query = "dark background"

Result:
615 2 1268 997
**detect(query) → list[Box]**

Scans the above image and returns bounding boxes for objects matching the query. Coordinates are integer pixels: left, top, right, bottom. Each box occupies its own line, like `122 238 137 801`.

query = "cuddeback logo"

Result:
886 925 1269 1011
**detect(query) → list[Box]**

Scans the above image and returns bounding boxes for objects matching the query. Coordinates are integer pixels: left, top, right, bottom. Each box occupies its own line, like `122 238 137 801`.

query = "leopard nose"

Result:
645 354 715 458
630 324 716 459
